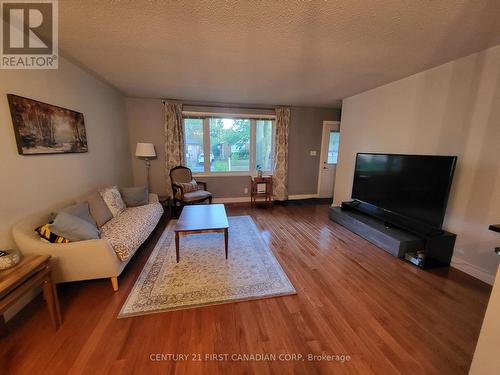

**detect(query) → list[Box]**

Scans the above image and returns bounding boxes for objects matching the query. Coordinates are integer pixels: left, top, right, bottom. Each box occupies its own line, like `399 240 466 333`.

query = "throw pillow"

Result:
120 186 149 207
179 179 198 193
99 186 126 217
60 202 97 226
35 224 70 244
49 212 100 242
87 192 113 227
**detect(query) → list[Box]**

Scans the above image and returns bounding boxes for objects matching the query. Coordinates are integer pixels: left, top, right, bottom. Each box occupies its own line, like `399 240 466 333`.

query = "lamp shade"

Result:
135 143 156 158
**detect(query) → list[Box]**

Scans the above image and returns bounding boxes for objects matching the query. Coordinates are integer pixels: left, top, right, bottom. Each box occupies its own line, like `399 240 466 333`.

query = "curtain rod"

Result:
161 99 277 111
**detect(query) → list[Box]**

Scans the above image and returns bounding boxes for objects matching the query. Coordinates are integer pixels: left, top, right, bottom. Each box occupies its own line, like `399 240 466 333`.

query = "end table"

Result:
0 255 62 334
251 176 273 207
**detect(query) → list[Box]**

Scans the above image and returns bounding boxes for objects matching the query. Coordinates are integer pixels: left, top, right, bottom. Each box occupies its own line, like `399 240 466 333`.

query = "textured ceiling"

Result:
58 0 500 108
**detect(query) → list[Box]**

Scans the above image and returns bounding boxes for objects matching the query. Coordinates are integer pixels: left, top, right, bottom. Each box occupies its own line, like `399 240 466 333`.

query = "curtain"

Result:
164 101 185 197
273 107 291 201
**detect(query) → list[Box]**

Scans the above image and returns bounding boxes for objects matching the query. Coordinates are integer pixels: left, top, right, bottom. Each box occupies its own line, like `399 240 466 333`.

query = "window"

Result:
183 116 274 175
184 118 204 173
210 118 250 172
327 131 340 164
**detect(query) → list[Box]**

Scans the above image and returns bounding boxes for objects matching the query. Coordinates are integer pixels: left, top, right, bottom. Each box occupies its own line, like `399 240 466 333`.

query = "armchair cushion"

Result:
182 190 212 203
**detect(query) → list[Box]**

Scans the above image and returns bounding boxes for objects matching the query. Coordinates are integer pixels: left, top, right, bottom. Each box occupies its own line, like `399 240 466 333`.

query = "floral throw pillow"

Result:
99 186 126 217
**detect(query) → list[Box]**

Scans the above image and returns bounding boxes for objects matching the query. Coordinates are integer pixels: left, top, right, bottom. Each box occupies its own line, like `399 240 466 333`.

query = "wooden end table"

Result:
0 255 62 333
174 204 229 263
251 176 273 207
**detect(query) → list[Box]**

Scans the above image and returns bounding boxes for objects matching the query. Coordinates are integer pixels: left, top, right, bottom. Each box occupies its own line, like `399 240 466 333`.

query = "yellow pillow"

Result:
35 224 70 244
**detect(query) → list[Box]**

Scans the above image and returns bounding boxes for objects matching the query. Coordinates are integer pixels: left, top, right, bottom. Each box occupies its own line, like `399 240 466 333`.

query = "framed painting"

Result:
7 94 88 155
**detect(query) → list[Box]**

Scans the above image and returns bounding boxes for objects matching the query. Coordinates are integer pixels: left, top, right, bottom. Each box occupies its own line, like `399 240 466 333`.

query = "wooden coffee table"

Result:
174 204 229 263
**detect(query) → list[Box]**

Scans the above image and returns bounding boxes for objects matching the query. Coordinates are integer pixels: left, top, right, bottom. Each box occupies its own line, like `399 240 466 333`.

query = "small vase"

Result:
257 170 263 178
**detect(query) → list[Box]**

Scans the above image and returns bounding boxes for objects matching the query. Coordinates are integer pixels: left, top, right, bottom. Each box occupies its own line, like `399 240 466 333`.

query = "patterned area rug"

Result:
118 216 296 317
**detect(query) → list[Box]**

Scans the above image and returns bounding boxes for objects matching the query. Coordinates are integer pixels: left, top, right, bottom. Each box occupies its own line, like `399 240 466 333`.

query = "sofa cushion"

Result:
60 202 96 226
49 212 100 242
87 192 113 227
183 190 211 202
120 186 148 207
100 202 163 261
100 186 126 217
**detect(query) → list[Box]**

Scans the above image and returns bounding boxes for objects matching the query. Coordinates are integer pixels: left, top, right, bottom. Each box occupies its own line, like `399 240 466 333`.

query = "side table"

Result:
0 255 62 334
251 176 273 207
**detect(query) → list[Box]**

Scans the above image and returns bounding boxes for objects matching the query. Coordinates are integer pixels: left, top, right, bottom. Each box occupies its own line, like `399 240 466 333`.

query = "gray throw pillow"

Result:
49 212 100 242
120 186 149 207
87 191 113 227
60 202 96 226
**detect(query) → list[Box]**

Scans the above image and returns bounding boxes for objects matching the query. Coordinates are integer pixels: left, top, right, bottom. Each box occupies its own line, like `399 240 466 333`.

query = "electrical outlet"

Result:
310 150 317 156
244 187 248 194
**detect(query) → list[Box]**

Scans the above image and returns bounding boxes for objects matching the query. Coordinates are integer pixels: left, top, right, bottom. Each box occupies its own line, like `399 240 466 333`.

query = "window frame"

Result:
183 113 275 177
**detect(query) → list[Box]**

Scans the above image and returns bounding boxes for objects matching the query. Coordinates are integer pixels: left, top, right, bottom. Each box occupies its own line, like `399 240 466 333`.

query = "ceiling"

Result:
58 0 500 108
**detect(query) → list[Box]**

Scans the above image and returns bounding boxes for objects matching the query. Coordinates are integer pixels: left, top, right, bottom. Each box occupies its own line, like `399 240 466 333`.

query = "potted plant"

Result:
256 164 263 178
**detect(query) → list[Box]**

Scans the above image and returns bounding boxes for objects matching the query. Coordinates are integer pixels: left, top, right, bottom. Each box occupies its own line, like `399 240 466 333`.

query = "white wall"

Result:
334 45 500 284
470 265 500 374
0 56 132 250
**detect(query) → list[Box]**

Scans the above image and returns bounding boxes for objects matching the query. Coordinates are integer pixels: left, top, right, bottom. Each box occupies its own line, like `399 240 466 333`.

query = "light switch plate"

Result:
310 150 317 156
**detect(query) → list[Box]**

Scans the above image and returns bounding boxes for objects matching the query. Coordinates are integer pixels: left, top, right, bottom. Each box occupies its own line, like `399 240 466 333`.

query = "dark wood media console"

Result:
329 201 456 269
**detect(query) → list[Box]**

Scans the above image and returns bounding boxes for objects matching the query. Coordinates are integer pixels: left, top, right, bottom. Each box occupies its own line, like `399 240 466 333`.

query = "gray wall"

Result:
289 107 341 195
126 99 166 195
1 56 132 321
0 56 132 249
126 98 341 198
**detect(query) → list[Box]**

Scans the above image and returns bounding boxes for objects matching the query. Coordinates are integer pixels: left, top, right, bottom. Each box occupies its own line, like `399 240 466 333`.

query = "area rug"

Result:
118 216 296 317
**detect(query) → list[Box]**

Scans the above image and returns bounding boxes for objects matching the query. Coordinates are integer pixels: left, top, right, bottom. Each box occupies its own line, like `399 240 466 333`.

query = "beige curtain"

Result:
164 101 185 197
273 107 291 201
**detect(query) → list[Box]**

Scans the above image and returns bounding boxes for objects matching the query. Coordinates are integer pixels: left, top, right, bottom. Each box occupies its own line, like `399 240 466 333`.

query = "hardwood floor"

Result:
0 204 491 375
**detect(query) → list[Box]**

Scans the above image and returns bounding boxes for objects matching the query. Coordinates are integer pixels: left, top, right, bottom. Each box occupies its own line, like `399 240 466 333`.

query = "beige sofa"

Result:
12 193 163 291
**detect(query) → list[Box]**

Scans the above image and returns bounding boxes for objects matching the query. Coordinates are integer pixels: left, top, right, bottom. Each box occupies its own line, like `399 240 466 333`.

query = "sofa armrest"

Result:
12 223 121 283
148 193 159 203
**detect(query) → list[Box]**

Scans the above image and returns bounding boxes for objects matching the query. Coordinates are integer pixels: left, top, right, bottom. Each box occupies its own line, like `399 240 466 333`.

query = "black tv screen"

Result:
352 153 457 229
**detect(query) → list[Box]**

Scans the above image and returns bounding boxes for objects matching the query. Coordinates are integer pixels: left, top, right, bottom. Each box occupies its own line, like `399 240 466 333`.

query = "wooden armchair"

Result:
170 166 212 208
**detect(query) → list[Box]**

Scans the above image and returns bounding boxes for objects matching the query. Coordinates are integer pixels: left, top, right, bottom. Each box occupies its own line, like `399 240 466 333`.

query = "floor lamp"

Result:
135 143 156 192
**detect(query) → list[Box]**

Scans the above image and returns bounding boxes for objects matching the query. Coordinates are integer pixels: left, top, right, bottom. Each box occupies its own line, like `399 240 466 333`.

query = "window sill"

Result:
193 172 273 178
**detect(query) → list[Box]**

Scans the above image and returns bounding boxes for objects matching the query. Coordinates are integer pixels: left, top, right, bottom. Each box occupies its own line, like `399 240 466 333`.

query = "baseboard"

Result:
451 256 495 285
212 194 320 203
288 194 319 200
212 196 250 203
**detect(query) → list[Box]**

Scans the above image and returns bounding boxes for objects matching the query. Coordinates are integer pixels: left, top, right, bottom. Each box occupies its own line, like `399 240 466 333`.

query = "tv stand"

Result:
329 201 456 269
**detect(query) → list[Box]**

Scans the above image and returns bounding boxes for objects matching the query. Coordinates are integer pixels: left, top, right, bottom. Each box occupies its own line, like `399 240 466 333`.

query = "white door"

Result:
317 121 340 198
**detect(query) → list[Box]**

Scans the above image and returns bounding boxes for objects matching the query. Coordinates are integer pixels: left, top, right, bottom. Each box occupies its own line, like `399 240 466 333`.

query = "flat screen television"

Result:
352 153 457 229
